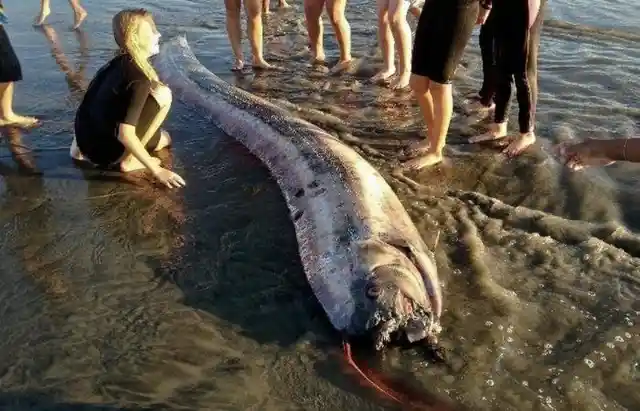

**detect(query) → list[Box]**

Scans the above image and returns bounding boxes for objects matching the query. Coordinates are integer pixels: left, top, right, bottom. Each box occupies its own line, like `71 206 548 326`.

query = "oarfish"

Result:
155 36 443 350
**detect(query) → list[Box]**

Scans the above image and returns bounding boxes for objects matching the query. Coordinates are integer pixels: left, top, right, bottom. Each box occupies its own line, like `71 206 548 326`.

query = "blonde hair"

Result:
112 8 160 83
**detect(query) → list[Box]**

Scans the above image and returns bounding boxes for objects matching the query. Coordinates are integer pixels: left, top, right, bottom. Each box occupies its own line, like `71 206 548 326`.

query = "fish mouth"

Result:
370 304 436 351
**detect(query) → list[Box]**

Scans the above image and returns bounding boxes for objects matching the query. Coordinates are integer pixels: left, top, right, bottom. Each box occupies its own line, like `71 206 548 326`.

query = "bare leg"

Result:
278 0 291 8
225 0 245 71
371 0 395 83
388 0 411 89
404 74 434 155
409 6 421 18
262 0 271 14
121 90 172 172
244 0 274 69
304 0 326 64
68 0 87 29
154 131 172 152
0 82 39 128
326 0 353 73
402 80 452 170
34 0 51 26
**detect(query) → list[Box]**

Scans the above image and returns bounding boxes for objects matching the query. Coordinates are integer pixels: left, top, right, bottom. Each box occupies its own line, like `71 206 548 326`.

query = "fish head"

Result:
363 262 439 350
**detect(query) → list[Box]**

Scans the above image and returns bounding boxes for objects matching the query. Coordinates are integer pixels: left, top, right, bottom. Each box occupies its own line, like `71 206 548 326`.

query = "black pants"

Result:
492 0 545 133
478 10 496 107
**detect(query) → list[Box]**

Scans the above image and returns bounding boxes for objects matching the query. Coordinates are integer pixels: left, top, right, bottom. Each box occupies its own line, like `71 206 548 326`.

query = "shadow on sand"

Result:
0 391 152 411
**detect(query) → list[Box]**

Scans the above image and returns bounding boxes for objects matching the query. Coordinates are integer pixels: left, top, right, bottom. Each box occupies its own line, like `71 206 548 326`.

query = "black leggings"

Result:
478 10 496 107
492 0 544 133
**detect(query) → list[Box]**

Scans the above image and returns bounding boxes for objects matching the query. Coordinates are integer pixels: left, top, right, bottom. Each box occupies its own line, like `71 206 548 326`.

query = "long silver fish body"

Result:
155 36 443 349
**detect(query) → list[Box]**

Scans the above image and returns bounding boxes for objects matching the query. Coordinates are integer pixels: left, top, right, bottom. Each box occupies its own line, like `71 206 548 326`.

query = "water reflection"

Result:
0 126 68 298
38 24 89 100
0 390 151 411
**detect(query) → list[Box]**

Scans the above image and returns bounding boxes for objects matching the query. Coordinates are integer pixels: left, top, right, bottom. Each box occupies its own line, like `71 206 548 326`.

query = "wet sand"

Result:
1 0 639 410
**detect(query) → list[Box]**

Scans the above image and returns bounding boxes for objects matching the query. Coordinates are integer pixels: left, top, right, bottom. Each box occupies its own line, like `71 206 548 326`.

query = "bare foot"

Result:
309 50 326 65
279 0 291 8
70 138 86 161
328 59 354 75
409 6 422 18
252 58 277 70
402 139 430 158
120 156 161 173
231 59 245 71
371 67 396 83
72 8 87 30
390 72 411 90
468 122 507 143
401 151 443 171
465 99 495 116
499 131 537 157
0 114 40 128
34 6 51 26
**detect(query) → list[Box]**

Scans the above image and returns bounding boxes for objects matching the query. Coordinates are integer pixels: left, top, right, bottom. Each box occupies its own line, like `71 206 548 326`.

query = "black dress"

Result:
0 24 23 83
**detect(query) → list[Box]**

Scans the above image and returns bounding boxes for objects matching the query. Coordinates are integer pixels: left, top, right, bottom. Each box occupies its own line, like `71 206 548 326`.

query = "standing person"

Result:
469 0 545 157
371 0 413 89
400 0 491 170
225 0 273 71
71 9 185 189
34 0 87 30
466 8 496 115
0 3 39 127
303 0 352 72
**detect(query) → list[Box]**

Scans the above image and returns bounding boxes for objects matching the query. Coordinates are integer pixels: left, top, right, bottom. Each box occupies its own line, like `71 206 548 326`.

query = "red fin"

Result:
341 340 460 411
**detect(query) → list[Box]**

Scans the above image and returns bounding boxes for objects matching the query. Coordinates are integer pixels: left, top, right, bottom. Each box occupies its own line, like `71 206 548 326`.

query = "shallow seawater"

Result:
0 0 639 410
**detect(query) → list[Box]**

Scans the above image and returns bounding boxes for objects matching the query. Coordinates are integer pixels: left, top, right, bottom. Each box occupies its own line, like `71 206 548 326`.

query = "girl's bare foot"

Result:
279 0 290 8
70 138 86 161
252 58 276 70
72 8 87 30
328 59 354 75
231 59 245 71
469 121 508 143
402 139 430 158
390 72 411 90
0 114 40 128
120 156 161 173
34 6 51 26
499 131 537 157
371 67 396 83
401 151 443 171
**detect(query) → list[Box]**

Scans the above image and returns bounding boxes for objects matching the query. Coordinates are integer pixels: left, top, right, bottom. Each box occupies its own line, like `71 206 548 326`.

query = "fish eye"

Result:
366 284 381 299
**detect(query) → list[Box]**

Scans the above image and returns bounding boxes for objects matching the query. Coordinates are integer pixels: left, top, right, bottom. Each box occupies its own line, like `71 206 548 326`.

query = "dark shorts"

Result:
0 25 23 83
411 0 479 84
75 97 162 168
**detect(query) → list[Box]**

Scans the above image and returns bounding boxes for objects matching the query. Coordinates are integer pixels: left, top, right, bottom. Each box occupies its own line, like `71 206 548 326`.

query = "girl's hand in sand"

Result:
153 167 186 189
555 139 615 171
